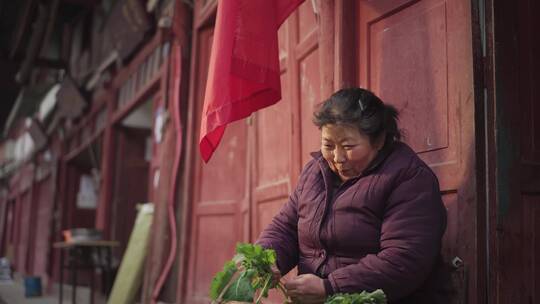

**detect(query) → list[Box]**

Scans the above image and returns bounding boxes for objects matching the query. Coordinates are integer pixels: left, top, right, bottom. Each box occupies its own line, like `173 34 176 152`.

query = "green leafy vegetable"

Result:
209 243 287 304
209 261 238 300
210 243 387 304
223 268 257 302
324 289 387 304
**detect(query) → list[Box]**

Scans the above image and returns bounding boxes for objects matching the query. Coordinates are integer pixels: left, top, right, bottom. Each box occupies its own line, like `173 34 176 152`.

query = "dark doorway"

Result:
110 98 153 262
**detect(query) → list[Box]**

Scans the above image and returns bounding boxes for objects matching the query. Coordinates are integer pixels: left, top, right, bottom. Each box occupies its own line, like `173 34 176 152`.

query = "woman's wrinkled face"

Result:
321 124 381 182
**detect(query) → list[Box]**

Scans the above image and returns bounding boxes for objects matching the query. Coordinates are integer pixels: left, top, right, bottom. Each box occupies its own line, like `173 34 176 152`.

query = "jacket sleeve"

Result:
255 160 314 275
327 166 447 301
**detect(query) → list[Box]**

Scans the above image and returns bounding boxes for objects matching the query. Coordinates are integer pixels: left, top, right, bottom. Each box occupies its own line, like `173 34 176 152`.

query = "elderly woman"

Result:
256 88 448 303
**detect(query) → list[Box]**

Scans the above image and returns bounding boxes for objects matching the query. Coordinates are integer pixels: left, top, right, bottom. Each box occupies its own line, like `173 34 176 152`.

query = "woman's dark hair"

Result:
313 87 401 146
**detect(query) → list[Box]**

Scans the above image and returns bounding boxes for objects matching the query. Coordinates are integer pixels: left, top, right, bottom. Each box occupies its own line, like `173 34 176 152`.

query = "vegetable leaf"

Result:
209 243 282 303
209 261 238 300
210 243 386 304
324 289 387 304
223 268 257 302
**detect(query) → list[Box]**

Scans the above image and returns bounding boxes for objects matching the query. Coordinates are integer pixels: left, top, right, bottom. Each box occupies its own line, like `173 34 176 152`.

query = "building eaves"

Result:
3 84 52 137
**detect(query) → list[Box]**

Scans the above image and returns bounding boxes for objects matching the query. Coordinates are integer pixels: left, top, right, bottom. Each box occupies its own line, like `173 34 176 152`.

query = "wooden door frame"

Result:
18 188 33 274
483 0 540 302
45 156 59 288
26 173 41 275
476 0 495 303
176 2 217 303
469 0 540 302
0 198 12 257
470 0 492 302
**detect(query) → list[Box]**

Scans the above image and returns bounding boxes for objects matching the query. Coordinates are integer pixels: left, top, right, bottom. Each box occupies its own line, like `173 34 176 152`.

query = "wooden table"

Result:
54 240 119 304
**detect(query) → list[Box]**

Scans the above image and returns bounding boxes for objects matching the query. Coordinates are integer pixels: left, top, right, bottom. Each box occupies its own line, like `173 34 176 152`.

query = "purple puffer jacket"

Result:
256 142 449 303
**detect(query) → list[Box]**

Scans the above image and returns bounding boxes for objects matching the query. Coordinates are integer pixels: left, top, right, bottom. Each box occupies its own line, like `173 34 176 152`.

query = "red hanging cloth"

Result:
199 0 305 162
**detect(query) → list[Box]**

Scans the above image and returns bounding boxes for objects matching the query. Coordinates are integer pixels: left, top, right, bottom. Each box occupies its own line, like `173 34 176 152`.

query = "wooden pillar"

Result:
334 0 357 89
96 92 116 239
318 0 335 99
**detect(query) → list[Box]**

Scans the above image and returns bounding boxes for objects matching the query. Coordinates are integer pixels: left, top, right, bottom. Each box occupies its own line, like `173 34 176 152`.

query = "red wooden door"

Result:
25 178 41 275
183 2 339 303
30 175 55 278
184 23 250 303
111 127 151 258
489 1 540 302
0 199 6 255
17 190 32 274
250 2 322 302
64 165 96 230
0 200 7 255
357 0 477 302
295 3 325 169
12 196 21 268
1 199 15 257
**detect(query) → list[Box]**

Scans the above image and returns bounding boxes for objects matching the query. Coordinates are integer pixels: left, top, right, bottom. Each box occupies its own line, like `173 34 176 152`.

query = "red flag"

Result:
199 0 305 162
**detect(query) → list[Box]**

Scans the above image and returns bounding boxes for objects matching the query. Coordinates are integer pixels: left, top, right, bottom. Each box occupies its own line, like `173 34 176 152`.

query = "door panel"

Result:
12 196 22 270
112 127 150 258
198 122 248 203
358 0 476 302
299 47 322 166
65 166 96 230
369 1 449 154
255 80 290 187
296 1 322 167
189 99 248 303
251 4 321 302
185 25 249 304
192 215 237 297
31 177 55 278
491 1 540 302
253 73 291 241
0 200 6 255
0 200 13 256
360 0 464 190
17 191 32 274
251 0 321 249
252 19 292 241
298 1 317 43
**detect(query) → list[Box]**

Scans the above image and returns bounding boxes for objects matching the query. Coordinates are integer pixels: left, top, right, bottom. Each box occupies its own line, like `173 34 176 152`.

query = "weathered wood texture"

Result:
489 0 540 303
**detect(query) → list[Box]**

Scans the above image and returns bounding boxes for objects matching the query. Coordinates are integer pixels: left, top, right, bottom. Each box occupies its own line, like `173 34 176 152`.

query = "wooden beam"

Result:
40 0 60 58
10 0 36 58
16 3 48 84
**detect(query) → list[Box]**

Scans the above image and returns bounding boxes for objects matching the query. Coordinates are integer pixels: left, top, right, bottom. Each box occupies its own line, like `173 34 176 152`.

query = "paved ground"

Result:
0 279 59 304
0 275 99 304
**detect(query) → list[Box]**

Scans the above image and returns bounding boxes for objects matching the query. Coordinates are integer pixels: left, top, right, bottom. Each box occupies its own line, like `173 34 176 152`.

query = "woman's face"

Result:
321 124 381 182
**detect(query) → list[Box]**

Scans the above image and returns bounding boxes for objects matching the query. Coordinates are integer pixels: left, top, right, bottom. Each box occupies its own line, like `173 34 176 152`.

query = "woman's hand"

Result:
285 274 326 304
270 265 281 286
